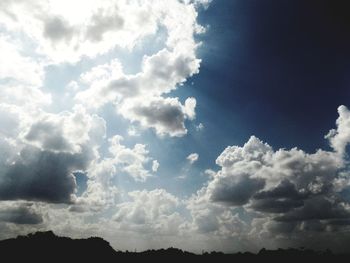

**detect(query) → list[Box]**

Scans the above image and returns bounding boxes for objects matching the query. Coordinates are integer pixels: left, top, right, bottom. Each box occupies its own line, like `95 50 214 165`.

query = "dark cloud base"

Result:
0 146 92 203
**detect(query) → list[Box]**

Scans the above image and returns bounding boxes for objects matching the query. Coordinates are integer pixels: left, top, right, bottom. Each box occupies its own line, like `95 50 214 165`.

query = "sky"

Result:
1 0 350 253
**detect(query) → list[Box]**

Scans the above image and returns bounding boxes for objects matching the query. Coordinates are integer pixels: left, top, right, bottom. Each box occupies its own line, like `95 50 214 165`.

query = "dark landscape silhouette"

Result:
0 231 349 261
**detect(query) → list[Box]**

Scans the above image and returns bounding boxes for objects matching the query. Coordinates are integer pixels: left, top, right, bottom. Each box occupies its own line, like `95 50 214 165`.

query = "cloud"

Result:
0 202 43 225
0 0 203 64
0 103 105 204
114 189 182 234
76 47 199 136
71 134 158 212
195 123 204 131
71 0 202 137
24 105 106 154
251 180 306 213
0 146 91 203
108 136 157 182
186 188 249 236
209 173 265 206
152 160 160 172
326 105 350 155
0 0 159 63
187 106 350 249
71 158 119 213
85 7 124 42
187 153 199 164
0 85 51 108
0 36 44 87
43 16 76 43
122 97 196 137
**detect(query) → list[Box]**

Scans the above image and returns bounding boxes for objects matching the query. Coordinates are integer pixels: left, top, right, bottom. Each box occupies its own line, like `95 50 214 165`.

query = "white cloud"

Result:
72 0 202 137
71 158 119 213
187 153 199 164
114 189 182 235
75 47 199 136
0 36 44 87
0 0 161 63
195 123 204 131
108 136 156 182
0 0 203 65
325 105 350 155
24 105 106 154
0 85 51 109
152 160 160 172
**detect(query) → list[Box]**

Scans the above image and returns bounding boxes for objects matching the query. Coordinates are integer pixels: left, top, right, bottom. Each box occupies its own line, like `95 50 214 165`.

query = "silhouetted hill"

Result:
0 231 349 261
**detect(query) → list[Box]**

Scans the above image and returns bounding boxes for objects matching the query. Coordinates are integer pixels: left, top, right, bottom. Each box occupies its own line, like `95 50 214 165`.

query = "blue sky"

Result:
194 0 350 153
2 0 350 253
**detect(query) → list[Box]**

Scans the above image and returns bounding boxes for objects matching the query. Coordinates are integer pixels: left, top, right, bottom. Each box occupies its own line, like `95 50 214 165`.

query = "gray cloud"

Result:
274 197 350 222
251 198 304 214
43 16 75 43
209 173 265 206
250 180 307 213
188 106 350 250
133 100 186 134
128 97 195 137
0 204 43 225
76 45 199 137
0 145 92 203
86 9 124 42
25 121 72 153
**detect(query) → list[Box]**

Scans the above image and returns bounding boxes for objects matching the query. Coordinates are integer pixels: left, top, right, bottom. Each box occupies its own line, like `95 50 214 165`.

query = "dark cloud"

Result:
251 198 304 214
254 180 306 200
274 197 350 222
132 98 188 136
0 204 43 225
25 121 72 152
134 102 185 129
251 180 306 213
209 174 265 206
0 145 92 203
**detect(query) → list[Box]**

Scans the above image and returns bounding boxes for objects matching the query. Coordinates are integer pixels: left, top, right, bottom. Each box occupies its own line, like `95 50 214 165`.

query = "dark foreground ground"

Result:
0 231 349 261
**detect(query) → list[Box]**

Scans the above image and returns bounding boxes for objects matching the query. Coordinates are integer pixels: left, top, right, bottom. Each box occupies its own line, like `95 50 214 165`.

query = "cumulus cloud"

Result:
0 202 43 225
326 105 350 155
75 48 199 136
108 136 157 182
0 0 158 63
114 189 182 234
24 105 105 154
122 97 196 137
187 106 350 251
0 146 89 203
0 0 204 138
187 153 199 164
0 103 106 204
70 0 202 137
85 8 124 42
71 158 119 213
70 134 158 212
